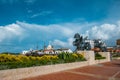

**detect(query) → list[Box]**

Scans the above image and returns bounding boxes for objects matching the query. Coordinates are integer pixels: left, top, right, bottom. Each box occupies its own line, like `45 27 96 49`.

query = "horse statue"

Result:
73 33 91 51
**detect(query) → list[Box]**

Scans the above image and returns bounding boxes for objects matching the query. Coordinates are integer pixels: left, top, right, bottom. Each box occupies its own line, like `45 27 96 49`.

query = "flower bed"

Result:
0 53 86 70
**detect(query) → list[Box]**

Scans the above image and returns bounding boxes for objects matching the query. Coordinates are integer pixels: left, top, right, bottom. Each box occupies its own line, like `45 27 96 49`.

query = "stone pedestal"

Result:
77 51 95 65
77 51 111 65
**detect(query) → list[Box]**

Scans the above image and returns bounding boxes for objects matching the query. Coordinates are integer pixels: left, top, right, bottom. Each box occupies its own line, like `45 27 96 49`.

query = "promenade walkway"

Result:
22 60 120 80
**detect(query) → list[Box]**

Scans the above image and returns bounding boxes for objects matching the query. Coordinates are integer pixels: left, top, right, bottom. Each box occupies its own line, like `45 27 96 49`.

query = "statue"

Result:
94 39 107 52
73 33 107 52
73 33 91 51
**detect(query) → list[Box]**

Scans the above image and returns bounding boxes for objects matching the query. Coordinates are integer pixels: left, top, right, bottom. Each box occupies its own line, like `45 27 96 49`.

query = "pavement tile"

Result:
22 60 120 80
23 72 108 80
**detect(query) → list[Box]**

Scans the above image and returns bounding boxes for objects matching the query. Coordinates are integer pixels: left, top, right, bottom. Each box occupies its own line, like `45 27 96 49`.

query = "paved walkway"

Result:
22 60 120 80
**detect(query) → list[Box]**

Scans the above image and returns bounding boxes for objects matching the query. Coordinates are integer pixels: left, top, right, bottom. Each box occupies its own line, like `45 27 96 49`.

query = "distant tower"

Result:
36 42 38 50
47 41 53 50
43 42 46 50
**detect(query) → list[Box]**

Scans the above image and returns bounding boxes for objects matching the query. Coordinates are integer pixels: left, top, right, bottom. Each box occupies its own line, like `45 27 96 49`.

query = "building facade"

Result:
43 44 73 54
116 39 120 46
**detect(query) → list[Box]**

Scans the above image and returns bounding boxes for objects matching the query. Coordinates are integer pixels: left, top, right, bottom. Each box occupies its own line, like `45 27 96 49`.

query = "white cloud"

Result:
31 11 53 18
52 38 74 49
0 21 84 52
0 23 25 42
86 22 120 41
50 20 120 48
0 20 120 52
16 21 84 39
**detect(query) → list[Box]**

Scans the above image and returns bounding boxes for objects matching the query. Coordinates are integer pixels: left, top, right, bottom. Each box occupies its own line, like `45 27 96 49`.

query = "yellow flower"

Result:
51 56 59 60
36 57 42 60
72 53 78 58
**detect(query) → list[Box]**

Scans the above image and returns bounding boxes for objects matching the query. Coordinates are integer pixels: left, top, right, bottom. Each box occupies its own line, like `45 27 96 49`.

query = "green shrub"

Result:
58 53 86 63
95 57 106 60
58 52 74 63
95 53 102 57
112 52 120 57
95 53 106 60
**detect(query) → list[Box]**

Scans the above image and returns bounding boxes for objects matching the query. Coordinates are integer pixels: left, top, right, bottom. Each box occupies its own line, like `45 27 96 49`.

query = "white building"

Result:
22 50 29 55
44 44 54 54
85 39 94 49
55 48 73 54
21 49 34 55
43 44 73 54
22 44 73 55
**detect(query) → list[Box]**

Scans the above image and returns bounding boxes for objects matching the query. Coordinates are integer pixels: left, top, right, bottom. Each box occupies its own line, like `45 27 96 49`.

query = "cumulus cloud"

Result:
0 20 120 52
52 38 74 49
86 21 120 41
0 23 25 42
0 21 84 52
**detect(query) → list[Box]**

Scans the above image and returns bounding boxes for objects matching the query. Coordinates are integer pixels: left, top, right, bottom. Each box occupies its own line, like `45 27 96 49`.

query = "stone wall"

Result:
0 61 89 80
77 51 110 64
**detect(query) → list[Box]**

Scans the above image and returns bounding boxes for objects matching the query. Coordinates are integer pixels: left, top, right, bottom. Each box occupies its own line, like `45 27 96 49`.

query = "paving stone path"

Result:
22 60 120 80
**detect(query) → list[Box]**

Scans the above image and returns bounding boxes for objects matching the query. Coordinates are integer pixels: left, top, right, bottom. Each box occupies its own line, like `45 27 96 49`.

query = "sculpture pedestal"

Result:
77 50 95 65
77 51 111 65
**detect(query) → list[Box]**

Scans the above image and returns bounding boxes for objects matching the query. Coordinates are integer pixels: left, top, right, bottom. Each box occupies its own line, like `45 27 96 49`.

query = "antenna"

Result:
36 41 39 50
43 42 46 50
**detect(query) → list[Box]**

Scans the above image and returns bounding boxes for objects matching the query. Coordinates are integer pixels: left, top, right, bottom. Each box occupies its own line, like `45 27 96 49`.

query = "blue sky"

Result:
0 0 120 52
